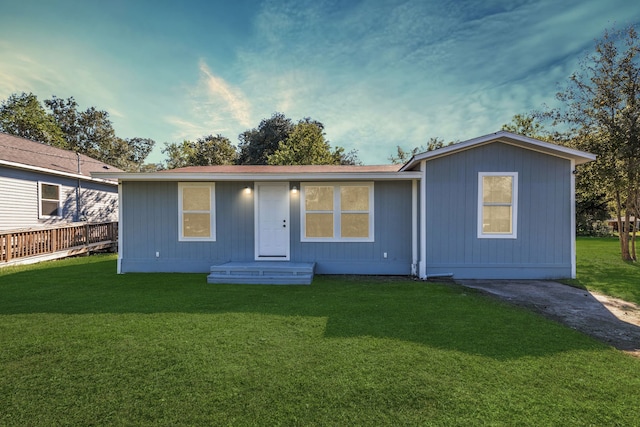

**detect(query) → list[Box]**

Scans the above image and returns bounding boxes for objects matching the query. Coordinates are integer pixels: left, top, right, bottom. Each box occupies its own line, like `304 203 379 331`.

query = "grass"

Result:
1 253 639 425
565 237 640 304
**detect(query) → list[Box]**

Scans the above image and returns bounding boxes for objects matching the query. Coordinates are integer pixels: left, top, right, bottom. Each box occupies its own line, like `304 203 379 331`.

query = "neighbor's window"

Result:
477 172 517 239
301 182 374 242
39 182 61 218
179 183 216 241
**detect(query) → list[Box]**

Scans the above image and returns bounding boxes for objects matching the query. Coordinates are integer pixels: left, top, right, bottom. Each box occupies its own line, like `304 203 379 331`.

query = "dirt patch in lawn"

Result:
456 280 640 358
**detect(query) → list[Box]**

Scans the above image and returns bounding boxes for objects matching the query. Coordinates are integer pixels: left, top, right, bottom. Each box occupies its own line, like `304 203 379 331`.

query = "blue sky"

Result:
1 0 639 165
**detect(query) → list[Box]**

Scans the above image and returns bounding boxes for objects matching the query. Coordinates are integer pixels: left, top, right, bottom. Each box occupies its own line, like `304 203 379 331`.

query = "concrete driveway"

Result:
456 280 640 356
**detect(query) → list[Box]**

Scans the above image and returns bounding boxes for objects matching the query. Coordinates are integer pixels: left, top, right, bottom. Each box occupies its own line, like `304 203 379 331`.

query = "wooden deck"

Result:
0 221 118 267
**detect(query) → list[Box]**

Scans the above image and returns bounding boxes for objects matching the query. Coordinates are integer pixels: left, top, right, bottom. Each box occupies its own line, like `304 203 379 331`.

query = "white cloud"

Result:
166 60 254 143
198 60 252 127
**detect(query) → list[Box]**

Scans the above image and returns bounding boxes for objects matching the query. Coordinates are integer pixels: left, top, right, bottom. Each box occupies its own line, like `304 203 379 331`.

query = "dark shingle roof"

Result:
0 132 122 178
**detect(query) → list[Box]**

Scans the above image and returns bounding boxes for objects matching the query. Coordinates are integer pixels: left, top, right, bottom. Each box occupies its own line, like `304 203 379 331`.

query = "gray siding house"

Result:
94 131 595 281
0 132 120 230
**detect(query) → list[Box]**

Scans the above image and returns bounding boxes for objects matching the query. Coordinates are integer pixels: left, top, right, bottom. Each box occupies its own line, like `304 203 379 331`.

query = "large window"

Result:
477 172 517 239
301 182 374 242
179 183 216 241
39 182 61 218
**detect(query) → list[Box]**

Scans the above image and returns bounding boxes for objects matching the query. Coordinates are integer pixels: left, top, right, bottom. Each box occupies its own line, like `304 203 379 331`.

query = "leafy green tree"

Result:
268 121 338 165
548 26 640 260
237 112 294 165
44 96 155 172
501 113 551 140
163 134 237 169
0 92 66 147
45 96 113 157
100 137 156 172
267 119 360 165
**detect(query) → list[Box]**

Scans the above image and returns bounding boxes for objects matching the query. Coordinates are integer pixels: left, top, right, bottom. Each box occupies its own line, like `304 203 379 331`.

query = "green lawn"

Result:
568 237 640 304
1 253 639 426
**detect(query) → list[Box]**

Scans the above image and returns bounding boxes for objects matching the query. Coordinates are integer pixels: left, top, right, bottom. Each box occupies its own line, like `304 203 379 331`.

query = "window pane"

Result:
483 176 512 204
341 186 369 211
305 186 334 211
183 187 210 211
41 184 59 200
41 200 59 216
341 213 369 238
482 206 512 233
306 213 333 238
183 213 211 237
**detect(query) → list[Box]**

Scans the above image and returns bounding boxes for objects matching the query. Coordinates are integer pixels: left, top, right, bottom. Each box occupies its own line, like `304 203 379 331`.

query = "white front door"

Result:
255 182 290 260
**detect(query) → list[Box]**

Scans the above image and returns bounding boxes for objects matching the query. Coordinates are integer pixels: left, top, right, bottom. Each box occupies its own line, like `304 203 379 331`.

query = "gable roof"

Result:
0 132 121 184
93 164 420 182
400 130 596 171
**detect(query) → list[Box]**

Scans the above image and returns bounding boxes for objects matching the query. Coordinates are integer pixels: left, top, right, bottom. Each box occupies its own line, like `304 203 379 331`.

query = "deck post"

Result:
6 233 12 262
51 228 57 253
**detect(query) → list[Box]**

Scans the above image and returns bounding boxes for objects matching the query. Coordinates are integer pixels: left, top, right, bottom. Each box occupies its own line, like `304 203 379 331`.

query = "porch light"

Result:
244 186 252 194
291 185 298 194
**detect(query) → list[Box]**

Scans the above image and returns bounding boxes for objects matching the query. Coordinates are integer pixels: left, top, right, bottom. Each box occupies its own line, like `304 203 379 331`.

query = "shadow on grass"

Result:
0 256 607 360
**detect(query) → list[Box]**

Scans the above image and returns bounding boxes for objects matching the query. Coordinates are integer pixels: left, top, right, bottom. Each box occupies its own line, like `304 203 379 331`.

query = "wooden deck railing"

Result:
0 221 118 264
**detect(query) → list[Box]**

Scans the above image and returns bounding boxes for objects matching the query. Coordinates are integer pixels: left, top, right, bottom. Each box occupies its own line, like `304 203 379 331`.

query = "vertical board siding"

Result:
291 180 413 274
425 142 572 279
121 180 413 274
121 181 256 272
0 166 118 230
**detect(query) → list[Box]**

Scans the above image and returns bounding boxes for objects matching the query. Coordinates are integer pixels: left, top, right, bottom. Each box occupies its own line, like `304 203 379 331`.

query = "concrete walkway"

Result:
456 280 640 355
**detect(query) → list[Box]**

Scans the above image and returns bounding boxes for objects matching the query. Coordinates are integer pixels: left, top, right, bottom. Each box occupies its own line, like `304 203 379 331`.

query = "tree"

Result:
101 137 156 172
44 96 113 157
267 121 338 165
548 26 640 261
163 134 237 169
44 96 155 172
501 113 550 140
389 137 453 164
0 92 66 147
331 146 361 165
237 112 294 165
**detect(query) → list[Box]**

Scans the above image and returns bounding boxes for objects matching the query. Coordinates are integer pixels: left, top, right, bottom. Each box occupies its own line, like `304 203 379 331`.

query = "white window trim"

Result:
38 181 62 219
300 182 374 242
178 182 216 242
477 172 518 239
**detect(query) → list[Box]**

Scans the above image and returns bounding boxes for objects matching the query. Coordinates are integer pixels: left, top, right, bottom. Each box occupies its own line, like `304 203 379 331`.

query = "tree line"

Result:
162 113 359 168
0 95 359 171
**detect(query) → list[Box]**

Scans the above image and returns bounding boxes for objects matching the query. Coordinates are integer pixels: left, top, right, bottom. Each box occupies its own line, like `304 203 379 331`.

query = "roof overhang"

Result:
1 159 118 186
400 130 596 171
91 171 423 182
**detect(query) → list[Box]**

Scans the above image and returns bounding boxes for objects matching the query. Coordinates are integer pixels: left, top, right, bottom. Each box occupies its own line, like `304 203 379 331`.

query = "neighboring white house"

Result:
0 132 121 230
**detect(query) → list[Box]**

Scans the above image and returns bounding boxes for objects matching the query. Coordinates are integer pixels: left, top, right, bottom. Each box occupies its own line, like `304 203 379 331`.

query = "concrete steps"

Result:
208 261 315 285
